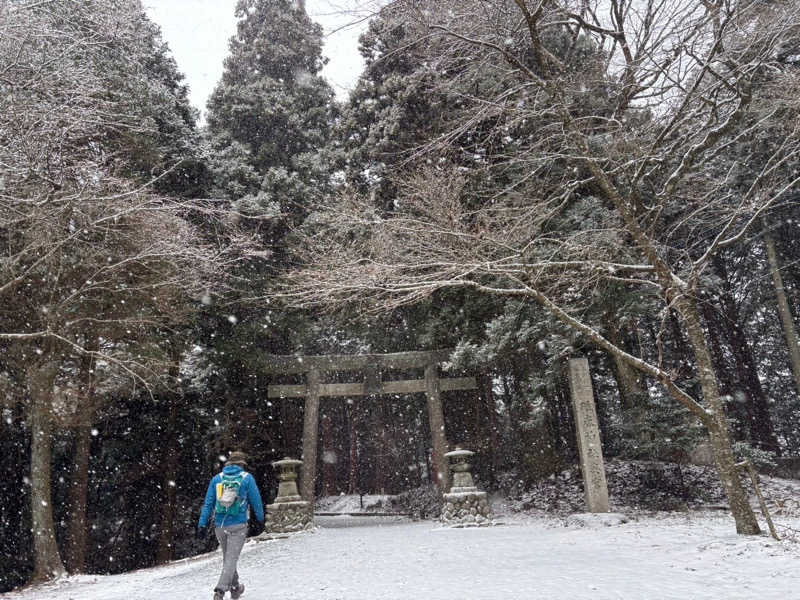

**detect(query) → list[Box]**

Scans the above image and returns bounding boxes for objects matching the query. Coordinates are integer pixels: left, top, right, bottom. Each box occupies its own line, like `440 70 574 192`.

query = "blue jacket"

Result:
198 464 265 529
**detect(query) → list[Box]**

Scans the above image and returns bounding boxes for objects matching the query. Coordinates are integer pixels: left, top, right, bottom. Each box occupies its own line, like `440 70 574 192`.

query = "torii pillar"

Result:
425 363 450 491
300 368 321 502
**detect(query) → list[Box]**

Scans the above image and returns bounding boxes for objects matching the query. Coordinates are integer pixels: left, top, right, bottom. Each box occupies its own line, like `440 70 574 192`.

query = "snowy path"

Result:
8 513 799 600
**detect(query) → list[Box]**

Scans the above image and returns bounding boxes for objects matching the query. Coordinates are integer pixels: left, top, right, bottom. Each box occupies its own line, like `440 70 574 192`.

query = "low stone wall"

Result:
441 491 493 527
266 500 314 534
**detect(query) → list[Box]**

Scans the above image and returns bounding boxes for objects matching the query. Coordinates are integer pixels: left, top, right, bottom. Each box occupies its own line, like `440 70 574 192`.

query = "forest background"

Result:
2 0 800 591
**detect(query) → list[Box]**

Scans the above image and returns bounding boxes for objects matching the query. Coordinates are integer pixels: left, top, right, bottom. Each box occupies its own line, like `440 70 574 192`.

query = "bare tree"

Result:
279 0 800 534
0 0 251 580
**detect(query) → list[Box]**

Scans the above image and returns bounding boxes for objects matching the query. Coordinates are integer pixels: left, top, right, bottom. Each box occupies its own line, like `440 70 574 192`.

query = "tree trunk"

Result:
157 344 184 564
27 358 66 582
764 230 800 399
701 302 736 392
554 365 577 460
607 325 652 452
725 311 779 453
674 298 760 535
374 402 388 494
607 323 648 413
279 392 302 457
156 397 180 564
479 373 498 486
64 336 97 574
321 413 335 496
64 424 91 573
710 256 779 453
347 400 359 494
701 303 746 440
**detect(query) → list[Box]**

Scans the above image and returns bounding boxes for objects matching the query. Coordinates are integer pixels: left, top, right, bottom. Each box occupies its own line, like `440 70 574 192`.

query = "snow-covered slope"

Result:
9 512 799 600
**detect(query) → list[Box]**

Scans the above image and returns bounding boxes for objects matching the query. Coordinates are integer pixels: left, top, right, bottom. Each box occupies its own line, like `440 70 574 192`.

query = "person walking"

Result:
197 450 265 600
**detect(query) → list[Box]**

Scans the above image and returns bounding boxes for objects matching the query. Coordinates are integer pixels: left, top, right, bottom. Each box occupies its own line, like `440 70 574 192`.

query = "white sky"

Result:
144 1 385 120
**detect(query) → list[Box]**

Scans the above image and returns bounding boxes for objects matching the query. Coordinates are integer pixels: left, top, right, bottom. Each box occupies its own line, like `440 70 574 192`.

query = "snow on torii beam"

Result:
267 377 477 399
261 349 454 374
264 349 475 501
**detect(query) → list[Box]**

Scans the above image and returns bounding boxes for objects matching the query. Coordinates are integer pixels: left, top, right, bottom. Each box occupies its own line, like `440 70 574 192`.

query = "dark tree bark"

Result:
280 397 303 458
705 256 780 453
321 412 335 495
347 400 359 494
721 307 779 453
156 405 180 563
765 230 800 399
553 365 577 460
157 342 185 564
607 322 648 413
64 336 97 574
65 424 91 573
27 357 66 582
373 402 389 494
479 373 498 485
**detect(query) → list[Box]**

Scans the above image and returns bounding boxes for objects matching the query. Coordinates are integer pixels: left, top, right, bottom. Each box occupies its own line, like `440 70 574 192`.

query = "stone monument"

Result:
567 358 610 513
440 448 493 527
265 457 314 534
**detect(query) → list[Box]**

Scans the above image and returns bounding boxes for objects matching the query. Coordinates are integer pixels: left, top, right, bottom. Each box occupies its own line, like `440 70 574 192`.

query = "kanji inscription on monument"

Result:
568 357 610 513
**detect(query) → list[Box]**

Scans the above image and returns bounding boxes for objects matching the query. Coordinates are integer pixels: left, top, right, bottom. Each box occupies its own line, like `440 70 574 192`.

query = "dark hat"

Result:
225 450 248 467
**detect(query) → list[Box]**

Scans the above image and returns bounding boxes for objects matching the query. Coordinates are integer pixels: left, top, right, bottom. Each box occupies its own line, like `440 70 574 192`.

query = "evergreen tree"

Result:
336 6 447 207
206 0 336 234
197 1 340 482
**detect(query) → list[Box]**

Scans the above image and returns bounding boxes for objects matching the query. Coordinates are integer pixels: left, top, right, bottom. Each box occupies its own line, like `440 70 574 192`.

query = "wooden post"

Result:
301 368 321 502
425 364 450 491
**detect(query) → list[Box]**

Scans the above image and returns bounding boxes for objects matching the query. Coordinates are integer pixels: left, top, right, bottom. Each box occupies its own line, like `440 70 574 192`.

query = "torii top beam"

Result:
260 349 454 375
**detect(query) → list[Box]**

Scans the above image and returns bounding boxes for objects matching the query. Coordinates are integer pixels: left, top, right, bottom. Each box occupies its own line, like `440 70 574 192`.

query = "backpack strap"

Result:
214 473 223 500
238 472 249 501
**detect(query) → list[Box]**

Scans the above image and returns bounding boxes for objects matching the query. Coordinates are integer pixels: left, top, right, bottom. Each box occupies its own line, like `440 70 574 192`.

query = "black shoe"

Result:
231 583 245 599
213 589 224 600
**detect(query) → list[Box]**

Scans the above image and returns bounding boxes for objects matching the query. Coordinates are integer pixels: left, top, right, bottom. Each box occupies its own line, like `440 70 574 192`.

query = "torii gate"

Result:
265 349 477 500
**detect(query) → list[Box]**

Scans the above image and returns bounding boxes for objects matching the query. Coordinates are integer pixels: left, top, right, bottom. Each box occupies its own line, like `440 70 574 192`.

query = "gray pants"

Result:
214 523 247 592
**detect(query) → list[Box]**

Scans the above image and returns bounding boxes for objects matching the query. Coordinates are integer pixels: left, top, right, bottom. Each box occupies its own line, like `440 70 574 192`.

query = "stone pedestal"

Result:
441 448 493 527
265 501 314 533
266 457 314 534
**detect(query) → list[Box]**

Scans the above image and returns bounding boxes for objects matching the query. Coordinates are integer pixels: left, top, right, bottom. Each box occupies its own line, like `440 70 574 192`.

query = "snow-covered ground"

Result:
315 493 392 513
9 510 799 600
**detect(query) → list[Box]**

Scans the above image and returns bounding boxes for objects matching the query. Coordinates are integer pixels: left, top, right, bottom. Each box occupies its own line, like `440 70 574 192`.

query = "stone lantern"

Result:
273 457 303 502
440 448 493 527
265 457 314 535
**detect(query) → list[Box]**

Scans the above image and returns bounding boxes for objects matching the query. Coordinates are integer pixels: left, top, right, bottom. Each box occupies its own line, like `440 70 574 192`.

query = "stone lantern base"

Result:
265 457 314 535
441 490 493 527
441 447 494 527
266 500 314 534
